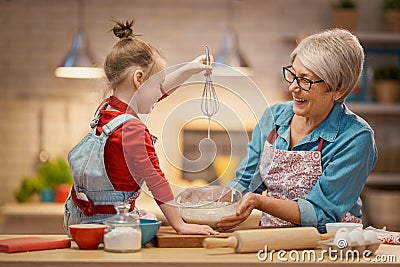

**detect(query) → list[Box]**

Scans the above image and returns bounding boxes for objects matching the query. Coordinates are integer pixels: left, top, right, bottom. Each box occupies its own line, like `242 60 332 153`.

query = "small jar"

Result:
104 202 142 252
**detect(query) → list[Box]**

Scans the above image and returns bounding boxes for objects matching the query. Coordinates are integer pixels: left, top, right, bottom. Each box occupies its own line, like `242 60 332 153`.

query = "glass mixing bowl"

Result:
175 185 242 229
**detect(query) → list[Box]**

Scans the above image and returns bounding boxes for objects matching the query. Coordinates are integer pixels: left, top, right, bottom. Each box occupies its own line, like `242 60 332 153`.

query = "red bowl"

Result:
69 224 106 250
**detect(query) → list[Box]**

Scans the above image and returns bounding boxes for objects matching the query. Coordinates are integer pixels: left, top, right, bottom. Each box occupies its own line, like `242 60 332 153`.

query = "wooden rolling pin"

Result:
203 227 334 253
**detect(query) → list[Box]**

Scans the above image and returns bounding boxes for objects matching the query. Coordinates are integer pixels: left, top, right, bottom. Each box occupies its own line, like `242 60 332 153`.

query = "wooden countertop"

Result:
0 235 398 267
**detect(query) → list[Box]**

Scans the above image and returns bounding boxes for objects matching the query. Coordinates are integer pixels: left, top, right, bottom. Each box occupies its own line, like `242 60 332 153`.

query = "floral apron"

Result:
259 127 362 226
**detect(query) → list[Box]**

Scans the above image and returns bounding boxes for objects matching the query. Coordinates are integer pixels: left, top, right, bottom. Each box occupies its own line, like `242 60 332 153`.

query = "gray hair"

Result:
290 28 364 103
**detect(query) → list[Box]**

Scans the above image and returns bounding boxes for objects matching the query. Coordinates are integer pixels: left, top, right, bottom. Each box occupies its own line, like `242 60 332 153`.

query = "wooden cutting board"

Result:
155 226 276 248
156 226 231 248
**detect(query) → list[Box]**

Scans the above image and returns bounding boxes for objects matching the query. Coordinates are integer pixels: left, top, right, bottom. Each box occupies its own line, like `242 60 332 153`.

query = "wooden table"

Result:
0 235 399 266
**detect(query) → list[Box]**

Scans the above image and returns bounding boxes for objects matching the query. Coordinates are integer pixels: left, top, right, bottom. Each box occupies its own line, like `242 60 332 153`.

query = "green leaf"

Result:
37 158 73 189
15 176 43 202
15 157 73 202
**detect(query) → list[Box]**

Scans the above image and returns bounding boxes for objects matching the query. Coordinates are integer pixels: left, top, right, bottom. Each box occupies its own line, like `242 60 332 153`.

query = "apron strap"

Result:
317 138 324 152
267 126 279 144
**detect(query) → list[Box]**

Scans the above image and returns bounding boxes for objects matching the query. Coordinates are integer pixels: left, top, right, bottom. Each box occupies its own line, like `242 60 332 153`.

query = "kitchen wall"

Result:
0 0 395 208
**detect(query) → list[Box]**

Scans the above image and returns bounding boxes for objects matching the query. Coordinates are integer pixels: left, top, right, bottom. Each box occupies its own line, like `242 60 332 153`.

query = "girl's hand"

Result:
184 54 214 76
162 54 214 95
175 223 219 235
159 202 218 235
217 192 261 230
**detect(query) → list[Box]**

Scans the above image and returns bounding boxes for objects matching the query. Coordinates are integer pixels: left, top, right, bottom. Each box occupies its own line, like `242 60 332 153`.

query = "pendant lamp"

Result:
54 0 103 79
214 0 251 77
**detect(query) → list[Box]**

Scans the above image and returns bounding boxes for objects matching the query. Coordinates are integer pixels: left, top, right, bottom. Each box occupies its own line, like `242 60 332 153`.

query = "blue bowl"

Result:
140 219 161 246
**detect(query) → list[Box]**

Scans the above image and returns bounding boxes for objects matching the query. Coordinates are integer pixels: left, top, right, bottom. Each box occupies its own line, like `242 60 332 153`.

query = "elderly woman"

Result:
219 28 377 233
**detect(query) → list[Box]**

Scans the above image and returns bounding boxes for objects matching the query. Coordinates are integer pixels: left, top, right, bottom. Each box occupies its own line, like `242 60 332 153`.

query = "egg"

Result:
333 228 350 248
348 228 365 245
363 230 379 244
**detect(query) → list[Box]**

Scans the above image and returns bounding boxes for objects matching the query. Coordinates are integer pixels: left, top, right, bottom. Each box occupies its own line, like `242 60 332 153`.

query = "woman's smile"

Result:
293 96 307 104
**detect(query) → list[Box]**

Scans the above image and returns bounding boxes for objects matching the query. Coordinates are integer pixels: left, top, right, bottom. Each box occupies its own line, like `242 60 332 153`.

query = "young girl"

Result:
64 19 218 235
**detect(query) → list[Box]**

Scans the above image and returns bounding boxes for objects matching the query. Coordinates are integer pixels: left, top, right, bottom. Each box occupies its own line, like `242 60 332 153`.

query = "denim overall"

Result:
64 103 141 232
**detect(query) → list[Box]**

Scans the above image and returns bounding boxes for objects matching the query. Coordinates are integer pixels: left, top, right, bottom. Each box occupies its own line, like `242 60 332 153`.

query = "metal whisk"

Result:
201 46 219 139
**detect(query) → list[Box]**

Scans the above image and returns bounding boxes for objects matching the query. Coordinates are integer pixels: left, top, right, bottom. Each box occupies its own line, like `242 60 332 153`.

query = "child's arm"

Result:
159 203 218 235
162 55 213 95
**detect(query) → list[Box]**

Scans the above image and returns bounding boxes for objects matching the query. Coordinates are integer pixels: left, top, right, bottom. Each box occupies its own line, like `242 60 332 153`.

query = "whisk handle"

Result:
205 46 210 66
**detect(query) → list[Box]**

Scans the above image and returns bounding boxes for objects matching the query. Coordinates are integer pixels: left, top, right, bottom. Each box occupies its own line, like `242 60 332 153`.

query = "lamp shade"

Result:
54 0 103 79
214 27 251 76
54 31 103 79
214 0 251 77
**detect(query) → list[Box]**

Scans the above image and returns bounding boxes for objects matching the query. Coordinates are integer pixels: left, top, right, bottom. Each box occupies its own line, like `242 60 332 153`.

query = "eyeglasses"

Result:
282 65 324 91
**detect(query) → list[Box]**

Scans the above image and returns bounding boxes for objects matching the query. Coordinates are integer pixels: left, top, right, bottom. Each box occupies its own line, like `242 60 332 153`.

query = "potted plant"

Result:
373 67 400 104
331 0 358 32
383 0 400 32
15 158 73 203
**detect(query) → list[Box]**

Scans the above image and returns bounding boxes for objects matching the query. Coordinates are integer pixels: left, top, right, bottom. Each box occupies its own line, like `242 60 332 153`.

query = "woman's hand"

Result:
217 192 261 230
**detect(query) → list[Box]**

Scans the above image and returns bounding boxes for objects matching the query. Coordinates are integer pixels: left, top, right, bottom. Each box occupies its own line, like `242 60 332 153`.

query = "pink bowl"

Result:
69 224 106 249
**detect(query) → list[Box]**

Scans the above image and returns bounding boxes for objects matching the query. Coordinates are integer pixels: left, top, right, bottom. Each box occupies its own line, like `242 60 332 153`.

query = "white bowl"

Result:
325 222 363 233
175 185 242 229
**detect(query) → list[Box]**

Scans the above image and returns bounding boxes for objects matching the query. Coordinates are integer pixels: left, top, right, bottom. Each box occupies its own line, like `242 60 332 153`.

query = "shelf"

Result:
356 32 400 47
347 103 400 115
366 172 400 190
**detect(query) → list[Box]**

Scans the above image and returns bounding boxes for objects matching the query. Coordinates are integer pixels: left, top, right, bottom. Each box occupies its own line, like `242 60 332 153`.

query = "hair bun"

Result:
112 20 135 39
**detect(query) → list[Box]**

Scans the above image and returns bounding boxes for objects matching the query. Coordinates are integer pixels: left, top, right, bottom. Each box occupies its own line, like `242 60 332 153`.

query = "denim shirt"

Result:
227 101 378 233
